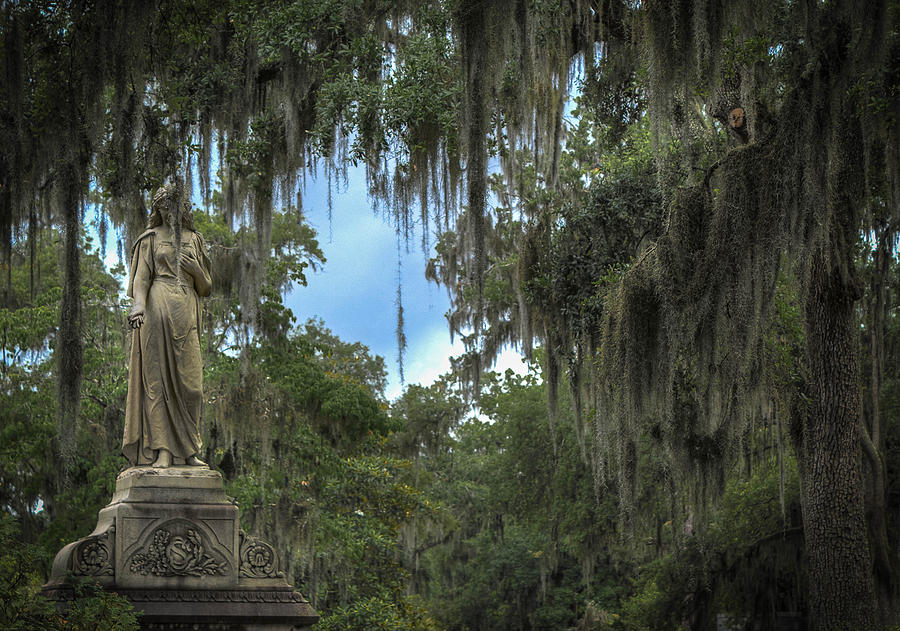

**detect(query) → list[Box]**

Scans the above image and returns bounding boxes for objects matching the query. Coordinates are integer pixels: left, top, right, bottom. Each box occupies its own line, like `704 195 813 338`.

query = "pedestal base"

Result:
43 467 318 630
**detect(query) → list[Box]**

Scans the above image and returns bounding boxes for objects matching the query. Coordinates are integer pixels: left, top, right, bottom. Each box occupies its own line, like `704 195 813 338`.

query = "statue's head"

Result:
148 183 194 230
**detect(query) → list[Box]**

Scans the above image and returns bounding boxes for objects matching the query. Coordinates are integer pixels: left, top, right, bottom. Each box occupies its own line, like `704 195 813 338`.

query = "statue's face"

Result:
149 184 191 230
160 206 191 231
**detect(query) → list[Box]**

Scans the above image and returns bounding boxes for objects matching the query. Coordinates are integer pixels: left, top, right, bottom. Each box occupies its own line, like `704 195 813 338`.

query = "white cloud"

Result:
386 326 532 400
388 327 464 399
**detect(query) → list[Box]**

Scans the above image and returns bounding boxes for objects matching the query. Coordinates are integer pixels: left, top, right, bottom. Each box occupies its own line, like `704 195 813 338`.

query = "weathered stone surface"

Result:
43 466 318 630
113 466 229 503
42 584 318 630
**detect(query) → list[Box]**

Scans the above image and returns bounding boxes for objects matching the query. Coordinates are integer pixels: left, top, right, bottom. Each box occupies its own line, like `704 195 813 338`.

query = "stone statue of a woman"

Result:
123 184 212 468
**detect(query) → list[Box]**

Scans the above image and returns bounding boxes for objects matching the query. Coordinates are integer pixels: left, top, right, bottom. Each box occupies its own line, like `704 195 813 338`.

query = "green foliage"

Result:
391 377 466 458
58 580 141 631
1 230 129 548
617 455 804 630
303 318 389 401
0 515 139 631
0 515 57 630
318 595 440 631
402 369 627 631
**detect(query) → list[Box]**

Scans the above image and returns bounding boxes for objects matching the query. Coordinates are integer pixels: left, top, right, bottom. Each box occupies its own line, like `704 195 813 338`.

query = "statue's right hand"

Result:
128 308 145 329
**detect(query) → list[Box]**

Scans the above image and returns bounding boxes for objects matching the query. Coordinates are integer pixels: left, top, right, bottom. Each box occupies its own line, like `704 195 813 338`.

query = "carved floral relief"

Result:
129 522 227 577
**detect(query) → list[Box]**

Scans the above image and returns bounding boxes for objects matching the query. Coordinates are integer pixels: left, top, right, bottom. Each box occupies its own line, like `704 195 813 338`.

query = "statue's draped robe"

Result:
124 229 210 465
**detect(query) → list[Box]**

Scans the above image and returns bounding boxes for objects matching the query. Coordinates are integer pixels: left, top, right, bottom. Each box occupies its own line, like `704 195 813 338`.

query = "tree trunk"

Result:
57 170 83 467
801 250 878 629
863 232 895 614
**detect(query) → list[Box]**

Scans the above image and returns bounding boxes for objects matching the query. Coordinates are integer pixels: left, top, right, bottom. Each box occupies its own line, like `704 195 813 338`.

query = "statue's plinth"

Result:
42 467 318 630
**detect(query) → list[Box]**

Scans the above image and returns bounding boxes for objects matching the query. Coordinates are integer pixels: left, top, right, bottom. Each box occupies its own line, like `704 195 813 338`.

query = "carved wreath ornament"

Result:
130 527 226 577
74 534 114 576
239 531 282 579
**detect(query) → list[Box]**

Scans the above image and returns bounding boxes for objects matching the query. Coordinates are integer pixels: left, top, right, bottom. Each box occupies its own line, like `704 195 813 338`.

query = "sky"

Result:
286 165 527 401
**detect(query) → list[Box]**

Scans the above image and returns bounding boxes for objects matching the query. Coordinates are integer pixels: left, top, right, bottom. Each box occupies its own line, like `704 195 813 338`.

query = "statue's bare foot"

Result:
151 450 172 468
186 455 207 467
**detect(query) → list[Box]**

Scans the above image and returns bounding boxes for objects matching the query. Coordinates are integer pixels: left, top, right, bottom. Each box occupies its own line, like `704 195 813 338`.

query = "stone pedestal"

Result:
42 467 318 630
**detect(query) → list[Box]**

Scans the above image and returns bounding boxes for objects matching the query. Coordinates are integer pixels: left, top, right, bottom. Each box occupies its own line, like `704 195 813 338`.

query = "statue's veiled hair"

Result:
147 183 195 230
